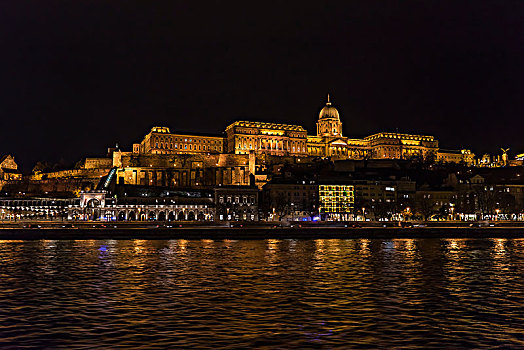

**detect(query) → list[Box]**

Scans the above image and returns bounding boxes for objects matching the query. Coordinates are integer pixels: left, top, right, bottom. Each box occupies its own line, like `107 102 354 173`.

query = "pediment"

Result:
329 138 348 146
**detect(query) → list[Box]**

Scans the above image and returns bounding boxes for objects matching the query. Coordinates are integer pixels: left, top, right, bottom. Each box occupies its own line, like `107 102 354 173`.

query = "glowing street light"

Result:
404 207 411 222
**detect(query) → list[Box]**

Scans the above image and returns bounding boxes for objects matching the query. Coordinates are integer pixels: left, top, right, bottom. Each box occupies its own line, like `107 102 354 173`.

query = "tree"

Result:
354 197 371 217
373 200 395 221
423 151 437 167
415 194 434 220
32 161 52 174
273 192 290 220
474 186 498 216
437 203 450 220
497 191 516 214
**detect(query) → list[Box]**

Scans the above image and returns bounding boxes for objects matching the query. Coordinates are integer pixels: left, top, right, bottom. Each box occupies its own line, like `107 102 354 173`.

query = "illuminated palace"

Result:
133 95 474 164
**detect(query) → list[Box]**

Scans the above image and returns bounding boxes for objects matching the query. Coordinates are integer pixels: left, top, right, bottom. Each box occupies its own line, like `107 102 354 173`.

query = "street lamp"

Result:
362 207 365 221
495 208 500 221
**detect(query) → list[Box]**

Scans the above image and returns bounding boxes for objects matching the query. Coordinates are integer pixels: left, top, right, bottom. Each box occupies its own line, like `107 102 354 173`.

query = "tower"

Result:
316 94 343 138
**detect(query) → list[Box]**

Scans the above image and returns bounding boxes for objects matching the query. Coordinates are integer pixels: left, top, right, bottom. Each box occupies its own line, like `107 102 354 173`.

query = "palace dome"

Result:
319 94 340 120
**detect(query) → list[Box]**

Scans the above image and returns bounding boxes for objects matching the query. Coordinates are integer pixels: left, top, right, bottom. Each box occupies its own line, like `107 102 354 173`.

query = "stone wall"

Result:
30 168 110 181
115 152 254 189
84 158 112 169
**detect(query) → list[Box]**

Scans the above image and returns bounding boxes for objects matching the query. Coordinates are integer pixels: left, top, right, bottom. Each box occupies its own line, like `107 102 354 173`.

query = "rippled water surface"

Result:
2 238 524 348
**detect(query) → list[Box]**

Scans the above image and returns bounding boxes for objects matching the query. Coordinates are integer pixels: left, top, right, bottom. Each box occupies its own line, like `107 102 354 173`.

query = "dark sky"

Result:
1 1 523 172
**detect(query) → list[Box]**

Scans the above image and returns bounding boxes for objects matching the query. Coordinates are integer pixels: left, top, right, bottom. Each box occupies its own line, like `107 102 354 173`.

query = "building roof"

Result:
225 121 306 132
148 127 223 138
318 94 340 120
364 132 435 142
150 126 171 133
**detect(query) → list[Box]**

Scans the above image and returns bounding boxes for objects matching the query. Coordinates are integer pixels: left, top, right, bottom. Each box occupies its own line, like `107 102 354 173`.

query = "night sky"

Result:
1 1 523 172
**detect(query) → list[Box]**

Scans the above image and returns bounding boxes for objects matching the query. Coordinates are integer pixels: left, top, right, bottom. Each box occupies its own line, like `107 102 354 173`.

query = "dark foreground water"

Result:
1 238 524 349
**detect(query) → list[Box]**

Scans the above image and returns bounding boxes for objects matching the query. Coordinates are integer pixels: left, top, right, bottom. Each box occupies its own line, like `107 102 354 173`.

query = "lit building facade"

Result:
113 152 253 188
437 149 475 165
318 184 355 220
0 155 22 182
306 97 456 162
137 127 224 155
225 121 308 156
365 132 438 159
215 186 259 221
129 95 474 166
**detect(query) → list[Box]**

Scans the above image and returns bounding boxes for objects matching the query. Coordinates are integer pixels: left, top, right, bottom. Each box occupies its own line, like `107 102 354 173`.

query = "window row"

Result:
154 142 222 152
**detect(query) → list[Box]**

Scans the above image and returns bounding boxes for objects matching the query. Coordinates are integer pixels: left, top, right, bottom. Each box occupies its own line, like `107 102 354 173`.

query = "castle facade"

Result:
133 95 474 165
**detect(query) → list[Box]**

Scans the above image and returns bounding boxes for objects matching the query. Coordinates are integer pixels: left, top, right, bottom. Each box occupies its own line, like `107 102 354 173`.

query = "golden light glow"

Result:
319 185 355 213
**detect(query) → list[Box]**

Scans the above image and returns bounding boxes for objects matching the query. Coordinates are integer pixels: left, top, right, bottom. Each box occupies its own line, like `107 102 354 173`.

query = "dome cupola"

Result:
319 94 340 120
316 94 343 137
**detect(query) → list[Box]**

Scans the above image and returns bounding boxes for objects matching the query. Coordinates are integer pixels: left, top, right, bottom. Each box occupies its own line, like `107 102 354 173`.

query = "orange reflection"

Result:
133 239 146 254
267 239 279 251
359 239 370 255
446 238 467 252
178 239 187 251
201 239 214 249
493 238 507 256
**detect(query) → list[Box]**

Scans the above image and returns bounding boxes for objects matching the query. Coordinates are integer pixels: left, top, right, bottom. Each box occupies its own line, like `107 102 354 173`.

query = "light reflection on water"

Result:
1 238 524 348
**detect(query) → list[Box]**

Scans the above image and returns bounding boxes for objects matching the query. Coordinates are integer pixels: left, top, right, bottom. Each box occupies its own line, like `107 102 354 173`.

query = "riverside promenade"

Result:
1 221 524 240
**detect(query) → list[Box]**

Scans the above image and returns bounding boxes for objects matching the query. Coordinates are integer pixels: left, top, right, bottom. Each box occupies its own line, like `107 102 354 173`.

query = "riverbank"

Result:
2 226 524 240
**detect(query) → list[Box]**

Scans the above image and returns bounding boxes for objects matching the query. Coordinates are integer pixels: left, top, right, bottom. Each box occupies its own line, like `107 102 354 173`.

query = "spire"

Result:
326 93 331 106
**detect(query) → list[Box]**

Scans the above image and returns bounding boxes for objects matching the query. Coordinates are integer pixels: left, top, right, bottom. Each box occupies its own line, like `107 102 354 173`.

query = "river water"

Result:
1 238 524 349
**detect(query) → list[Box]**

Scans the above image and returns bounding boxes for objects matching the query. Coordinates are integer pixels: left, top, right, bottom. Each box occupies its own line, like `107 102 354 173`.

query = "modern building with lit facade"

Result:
318 183 355 221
